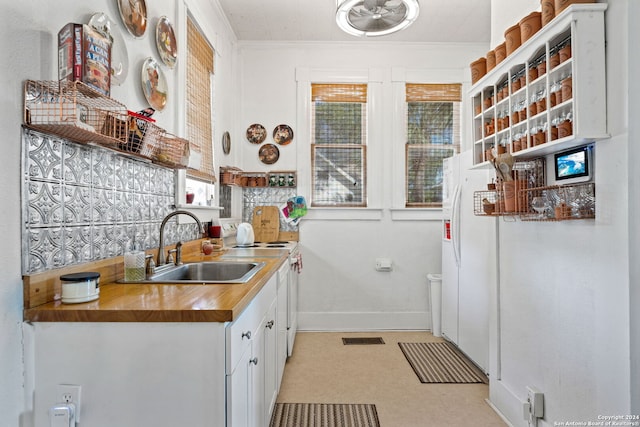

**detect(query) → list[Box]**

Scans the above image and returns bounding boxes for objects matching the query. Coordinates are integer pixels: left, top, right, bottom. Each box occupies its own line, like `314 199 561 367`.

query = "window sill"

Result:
175 204 224 211
389 208 443 221
305 207 383 221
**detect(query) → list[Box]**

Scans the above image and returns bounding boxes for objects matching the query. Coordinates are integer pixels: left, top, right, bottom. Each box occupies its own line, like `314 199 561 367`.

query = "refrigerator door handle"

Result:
451 183 461 267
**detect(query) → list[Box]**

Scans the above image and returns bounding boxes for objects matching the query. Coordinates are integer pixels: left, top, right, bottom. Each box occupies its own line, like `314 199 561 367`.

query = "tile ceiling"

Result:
216 0 492 43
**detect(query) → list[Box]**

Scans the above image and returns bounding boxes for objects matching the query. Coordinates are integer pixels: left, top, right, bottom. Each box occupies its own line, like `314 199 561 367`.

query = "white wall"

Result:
234 41 487 330
488 0 634 424
0 1 237 425
628 0 640 416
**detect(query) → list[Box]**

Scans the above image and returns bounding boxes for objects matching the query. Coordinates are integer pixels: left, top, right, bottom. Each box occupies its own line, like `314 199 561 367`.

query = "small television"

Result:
553 145 592 184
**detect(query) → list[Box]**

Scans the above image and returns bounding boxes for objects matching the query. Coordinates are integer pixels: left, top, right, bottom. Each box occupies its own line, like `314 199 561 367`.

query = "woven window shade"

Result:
186 17 216 183
406 83 461 102
405 83 461 207
312 83 367 103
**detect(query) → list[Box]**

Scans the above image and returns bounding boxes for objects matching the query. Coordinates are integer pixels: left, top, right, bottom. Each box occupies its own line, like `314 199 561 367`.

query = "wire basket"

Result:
520 182 595 221
23 80 127 147
152 132 190 168
101 111 162 159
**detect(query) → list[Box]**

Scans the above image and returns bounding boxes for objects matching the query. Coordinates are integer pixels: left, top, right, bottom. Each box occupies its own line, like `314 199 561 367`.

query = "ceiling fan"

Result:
336 0 420 37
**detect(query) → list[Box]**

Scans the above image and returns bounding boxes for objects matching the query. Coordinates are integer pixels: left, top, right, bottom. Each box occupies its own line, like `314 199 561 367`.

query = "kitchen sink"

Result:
121 261 266 284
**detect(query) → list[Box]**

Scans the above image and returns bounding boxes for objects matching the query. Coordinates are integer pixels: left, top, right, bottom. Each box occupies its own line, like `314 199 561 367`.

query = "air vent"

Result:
342 337 385 345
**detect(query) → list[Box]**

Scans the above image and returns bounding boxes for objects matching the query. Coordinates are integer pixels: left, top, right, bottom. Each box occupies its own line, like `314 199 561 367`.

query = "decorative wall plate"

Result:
141 58 168 111
117 0 147 38
259 143 279 165
88 12 129 85
222 131 231 154
246 124 267 144
155 16 177 68
273 124 294 145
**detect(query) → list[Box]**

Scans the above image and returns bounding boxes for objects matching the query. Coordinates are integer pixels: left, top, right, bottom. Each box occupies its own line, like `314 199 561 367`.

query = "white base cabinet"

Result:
225 275 278 427
27 270 285 427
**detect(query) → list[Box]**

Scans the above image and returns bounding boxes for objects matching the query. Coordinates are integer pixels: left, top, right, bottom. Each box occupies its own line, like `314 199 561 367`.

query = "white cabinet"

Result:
226 275 278 427
471 4 607 166
276 261 289 387
263 299 278 425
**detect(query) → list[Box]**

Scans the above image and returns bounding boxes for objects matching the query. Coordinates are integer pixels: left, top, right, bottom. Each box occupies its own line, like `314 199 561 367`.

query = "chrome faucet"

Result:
157 210 204 266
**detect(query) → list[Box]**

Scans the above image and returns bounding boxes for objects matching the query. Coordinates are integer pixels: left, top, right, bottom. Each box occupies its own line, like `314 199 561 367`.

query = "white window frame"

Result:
389 67 471 221
296 68 384 221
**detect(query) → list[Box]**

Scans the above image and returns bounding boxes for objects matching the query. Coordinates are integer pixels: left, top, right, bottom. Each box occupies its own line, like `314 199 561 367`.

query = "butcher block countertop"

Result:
23 241 288 323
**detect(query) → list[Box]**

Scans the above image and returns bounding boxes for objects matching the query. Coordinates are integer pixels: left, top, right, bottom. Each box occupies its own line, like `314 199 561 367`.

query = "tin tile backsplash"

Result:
242 187 298 233
22 129 197 274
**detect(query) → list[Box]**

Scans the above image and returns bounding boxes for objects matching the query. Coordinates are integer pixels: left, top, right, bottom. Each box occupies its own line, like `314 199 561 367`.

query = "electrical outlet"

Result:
57 384 81 423
526 386 544 425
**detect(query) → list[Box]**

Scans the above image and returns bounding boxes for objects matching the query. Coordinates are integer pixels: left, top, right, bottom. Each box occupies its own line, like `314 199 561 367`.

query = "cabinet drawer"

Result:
226 276 277 373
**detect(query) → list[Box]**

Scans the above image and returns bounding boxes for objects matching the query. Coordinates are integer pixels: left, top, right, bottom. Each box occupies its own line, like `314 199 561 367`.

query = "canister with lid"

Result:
60 272 100 304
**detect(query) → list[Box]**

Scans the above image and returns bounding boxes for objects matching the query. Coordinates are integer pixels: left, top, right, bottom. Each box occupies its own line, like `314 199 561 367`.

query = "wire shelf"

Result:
519 182 595 221
24 80 190 169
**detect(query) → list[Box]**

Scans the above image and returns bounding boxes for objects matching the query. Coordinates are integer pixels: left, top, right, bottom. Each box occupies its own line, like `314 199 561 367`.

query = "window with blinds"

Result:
185 17 216 183
311 83 367 207
405 83 461 207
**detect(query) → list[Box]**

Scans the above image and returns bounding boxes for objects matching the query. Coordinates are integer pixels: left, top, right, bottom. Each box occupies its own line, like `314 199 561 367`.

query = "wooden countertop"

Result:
23 250 288 323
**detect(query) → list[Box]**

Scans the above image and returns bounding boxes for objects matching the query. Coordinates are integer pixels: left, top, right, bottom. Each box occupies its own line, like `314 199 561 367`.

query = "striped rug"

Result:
269 403 380 427
398 342 488 384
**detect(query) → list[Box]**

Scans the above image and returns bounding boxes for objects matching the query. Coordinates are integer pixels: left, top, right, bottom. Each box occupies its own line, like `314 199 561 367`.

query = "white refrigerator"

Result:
441 150 496 373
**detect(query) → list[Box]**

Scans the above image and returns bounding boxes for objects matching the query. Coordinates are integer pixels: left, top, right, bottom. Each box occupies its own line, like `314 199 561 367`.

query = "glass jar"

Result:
535 88 547 113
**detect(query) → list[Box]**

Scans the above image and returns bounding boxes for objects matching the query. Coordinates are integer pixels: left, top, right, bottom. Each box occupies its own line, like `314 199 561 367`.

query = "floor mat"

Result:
398 342 488 384
270 403 380 427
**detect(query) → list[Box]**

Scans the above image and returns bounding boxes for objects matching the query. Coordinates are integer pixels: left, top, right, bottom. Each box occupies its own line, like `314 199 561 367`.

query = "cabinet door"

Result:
276 263 288 389
226 344 252 427
250 320 265 427
263 299 278 423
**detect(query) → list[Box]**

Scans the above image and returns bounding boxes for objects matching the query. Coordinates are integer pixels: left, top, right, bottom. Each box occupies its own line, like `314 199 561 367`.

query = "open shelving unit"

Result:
470 4 608 167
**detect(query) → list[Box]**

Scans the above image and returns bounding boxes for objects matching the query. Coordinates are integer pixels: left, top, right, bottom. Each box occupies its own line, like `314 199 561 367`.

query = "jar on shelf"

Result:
557 111 573 138
536 55 547 77
485 118 495 136
519 129 529 150
550 119 559 141
533 124 547 146
518 100 528 122
558 36 572 63
511 71 522 93
549 44 561 69
512 132 523 152
549 79 562 106
528 94 538 117
483 93 494 110
528 64 539 82
535 88 547 113
511 101 520 125
561 74 573 102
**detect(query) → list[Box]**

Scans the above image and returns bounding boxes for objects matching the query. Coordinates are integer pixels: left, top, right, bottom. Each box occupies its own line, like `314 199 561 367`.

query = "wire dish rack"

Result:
23 80 189 169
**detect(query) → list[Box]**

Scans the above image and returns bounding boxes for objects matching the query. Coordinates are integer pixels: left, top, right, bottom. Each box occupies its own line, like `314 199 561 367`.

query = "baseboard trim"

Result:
298 311 430 331
489 379 526 427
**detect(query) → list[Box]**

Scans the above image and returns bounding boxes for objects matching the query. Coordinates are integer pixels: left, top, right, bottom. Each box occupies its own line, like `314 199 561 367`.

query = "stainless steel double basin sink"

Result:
122 261 266 284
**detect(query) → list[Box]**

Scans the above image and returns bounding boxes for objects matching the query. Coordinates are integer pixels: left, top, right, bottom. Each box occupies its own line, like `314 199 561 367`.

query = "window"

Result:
311 83 367 207
185 16 216 184
405 83 461 207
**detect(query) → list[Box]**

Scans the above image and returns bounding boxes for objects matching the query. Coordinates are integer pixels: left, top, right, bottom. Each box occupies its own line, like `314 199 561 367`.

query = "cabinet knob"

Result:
266 320 275 329
241 331 251 340
249 357 259 365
